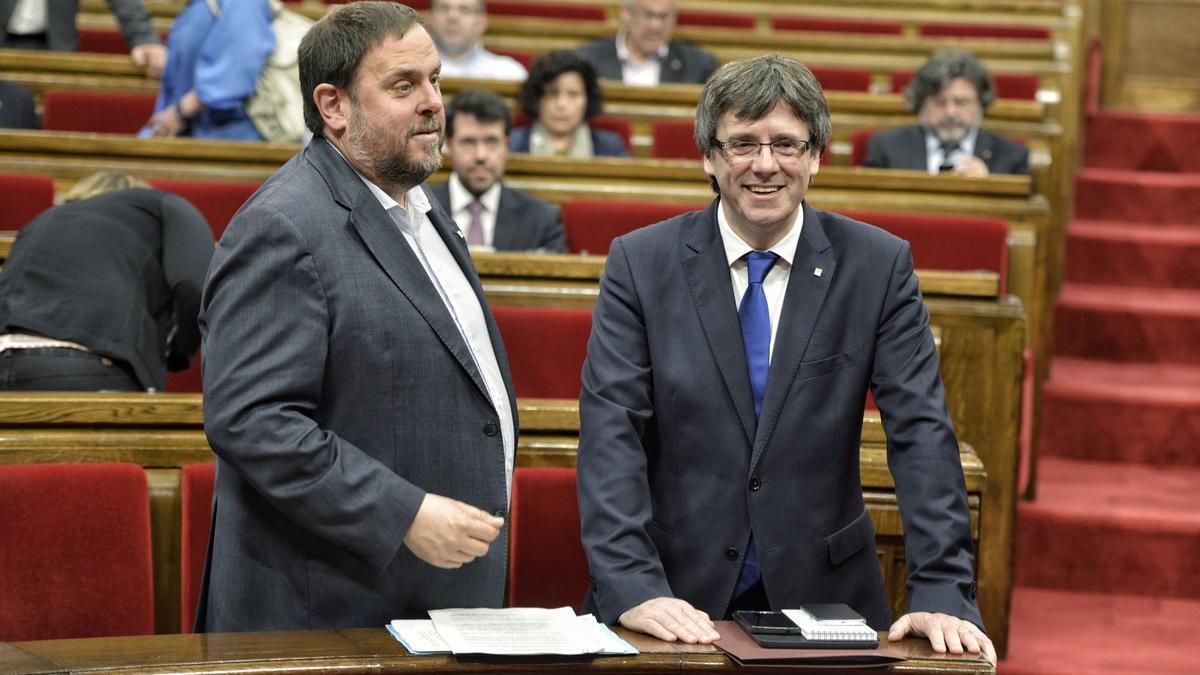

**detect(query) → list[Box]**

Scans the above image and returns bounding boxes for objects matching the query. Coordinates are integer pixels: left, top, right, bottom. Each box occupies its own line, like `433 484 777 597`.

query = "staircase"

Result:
1002 111 1200 674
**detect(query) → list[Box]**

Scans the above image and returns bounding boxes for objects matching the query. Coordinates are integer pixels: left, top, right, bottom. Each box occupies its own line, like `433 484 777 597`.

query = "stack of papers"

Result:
387 607 638 656
783 606 877 642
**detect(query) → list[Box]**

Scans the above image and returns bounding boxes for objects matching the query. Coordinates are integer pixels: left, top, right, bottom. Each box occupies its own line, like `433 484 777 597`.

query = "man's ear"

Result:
313 83 349 136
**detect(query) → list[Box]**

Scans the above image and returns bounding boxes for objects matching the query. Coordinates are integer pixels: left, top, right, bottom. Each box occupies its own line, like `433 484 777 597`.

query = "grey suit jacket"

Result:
578 200 981 630
197 138 517 632
0 0 159 51
430 181 566 253
863 124 1030 175
575 37 717 85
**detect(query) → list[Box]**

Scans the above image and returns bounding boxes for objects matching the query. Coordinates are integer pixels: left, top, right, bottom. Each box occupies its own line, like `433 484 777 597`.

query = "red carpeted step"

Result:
1001 587 1199 674
1015 457 1200 598
1053 283 1200 364
1083 110 1200 172
1040 358 1200 465
1075 168 1200 225
1065 220 1200 289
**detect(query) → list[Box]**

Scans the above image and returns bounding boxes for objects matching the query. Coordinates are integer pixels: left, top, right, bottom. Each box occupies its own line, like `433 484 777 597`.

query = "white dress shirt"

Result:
448 173 502 249
614 32 668 87
717 203 804 362
8 0 47 34
353 168 515 500
439 43 528 81
925 127 979 174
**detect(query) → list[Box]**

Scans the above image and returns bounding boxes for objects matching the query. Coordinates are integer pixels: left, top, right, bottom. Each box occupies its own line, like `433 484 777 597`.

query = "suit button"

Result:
483 422 499 436
493 509 505 519
725 548 739 561
749 475 761 491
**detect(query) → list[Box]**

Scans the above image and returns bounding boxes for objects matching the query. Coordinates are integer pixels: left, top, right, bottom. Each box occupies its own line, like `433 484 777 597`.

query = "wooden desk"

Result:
0 626 994 674
0 393 984 649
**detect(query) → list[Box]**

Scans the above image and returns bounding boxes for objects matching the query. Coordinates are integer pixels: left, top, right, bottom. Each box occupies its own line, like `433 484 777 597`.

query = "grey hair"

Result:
904 47 996 113
299 1 427 137
694 54 832 159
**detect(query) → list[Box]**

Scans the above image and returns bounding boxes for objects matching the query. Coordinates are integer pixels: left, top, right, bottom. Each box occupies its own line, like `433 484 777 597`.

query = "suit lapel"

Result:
681 201 757 447
751 202 836 467
306 140 493 403
974 130 996 170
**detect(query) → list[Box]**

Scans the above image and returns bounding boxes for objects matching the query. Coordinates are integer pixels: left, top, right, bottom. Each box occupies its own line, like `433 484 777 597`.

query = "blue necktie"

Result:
733 251 778 599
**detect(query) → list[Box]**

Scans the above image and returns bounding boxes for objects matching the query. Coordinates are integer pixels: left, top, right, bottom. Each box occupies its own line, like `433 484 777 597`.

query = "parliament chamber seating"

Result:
179 462 215 633
491 46 534 70
0 173 54 231
507 467 588 611
918 22 1052 40
0 462 155 642
676 9 755 30
488 0 606 22
770 16 904 35
808 66 874 93
491 305 592 399
146 177 261 239
889 71 1042 102
561 198 706 254
40 89 155 134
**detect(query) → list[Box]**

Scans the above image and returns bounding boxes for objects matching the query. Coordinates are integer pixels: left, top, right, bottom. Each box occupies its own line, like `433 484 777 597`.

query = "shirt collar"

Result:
924 126 980 156
448 173 502 215
615 32 669 63
327 140 431 220
716 200 803 269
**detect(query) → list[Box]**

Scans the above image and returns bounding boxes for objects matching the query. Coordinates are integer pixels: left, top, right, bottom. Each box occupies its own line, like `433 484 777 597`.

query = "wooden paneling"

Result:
1098 0 1200 112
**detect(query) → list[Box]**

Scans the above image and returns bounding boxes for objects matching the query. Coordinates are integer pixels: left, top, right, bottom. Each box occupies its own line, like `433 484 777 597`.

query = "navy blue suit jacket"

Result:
577 200 981 630
864 124 1030 175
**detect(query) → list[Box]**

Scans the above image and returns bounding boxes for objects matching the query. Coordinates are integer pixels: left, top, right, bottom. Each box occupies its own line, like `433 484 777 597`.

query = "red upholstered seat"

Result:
0 173 55 231
166 352 203 393
849 128 877 166
809 66 873 93
180 462 215 633
677 9 755 30
919 22 1051 40
487 0 605 21
562 199 706 254
507 467 588 611
491 305 592 399
78 27 130 54
890 71 1040 101
41 89 157 134
0 463 154 642
650 119 699 160
147 178 260 240
771 16 903 35
838 210 1009 294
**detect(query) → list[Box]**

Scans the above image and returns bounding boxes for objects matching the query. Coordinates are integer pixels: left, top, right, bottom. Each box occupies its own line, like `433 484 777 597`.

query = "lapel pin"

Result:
814 267 823 277
455 229 465 239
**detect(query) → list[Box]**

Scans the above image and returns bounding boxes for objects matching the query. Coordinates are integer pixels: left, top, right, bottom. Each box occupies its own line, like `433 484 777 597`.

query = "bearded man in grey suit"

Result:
432 88 565 253
197 2 516 632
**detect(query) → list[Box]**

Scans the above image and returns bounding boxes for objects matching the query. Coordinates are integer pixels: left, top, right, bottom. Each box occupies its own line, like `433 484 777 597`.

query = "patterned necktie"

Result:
733 250 778 600
466 200 485 246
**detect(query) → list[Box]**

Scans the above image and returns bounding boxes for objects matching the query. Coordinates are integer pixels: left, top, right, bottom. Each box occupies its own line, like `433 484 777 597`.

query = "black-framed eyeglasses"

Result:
713 137 812 161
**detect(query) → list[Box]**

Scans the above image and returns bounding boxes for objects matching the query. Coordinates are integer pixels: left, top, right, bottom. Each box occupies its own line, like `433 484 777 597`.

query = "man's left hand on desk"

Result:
888 611 996 666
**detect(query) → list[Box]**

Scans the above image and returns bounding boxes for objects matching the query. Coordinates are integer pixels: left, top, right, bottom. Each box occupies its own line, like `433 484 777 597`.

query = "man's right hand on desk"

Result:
403 493 504 569
619 597 721 644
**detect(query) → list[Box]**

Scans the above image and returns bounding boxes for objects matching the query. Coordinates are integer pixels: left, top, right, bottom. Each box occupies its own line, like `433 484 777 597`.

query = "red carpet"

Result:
1003 110 1200 673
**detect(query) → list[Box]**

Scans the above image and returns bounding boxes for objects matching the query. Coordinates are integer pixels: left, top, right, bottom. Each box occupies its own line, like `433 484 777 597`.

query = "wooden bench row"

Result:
0 392 985 645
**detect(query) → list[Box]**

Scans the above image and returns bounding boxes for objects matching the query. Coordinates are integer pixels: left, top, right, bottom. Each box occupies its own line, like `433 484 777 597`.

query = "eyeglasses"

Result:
713 137 812 162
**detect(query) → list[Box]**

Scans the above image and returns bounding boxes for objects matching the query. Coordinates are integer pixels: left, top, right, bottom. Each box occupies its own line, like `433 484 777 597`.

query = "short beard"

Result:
348 114 444 191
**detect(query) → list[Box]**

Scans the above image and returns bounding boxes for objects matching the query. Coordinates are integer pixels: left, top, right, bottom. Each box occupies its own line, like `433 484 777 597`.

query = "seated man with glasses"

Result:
575 0 717 86
429 0 527 80
432 88 565 252
576 54 996 666
864 48 1029 176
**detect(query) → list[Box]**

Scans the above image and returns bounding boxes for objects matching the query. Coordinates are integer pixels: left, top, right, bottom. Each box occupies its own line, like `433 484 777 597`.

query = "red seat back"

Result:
651 119 699 160
507 467 588 611
562 199 706 254
771 16 903 35
809 66 873 93
78 27 130 54
488 1 605 21
180 462 216 633
890 71 1040 101
849 128 878 166
919 22 1051 40
839 210 1009 294
41 89 157 134
0 463 154 641
0 173 55 231
677 9 755 29
491 305 592 399
147 178 260 240
166 351 203 393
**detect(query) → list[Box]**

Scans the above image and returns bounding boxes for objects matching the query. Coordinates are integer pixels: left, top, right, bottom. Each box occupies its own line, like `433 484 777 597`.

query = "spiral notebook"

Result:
784 605 877 642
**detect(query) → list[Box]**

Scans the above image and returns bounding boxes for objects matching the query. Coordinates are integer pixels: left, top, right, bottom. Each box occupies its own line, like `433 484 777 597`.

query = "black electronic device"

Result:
733 610 803 635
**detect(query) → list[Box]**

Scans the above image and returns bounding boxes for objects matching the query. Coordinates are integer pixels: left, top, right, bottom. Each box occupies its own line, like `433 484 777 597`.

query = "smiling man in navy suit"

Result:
577 54 996 666
864 48 1029 177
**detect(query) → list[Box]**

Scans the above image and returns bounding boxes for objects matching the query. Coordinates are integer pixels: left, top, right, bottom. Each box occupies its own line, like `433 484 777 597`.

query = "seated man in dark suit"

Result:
575 0 716 86
0 79 37 129
864 48 1029 177
433 88 566 252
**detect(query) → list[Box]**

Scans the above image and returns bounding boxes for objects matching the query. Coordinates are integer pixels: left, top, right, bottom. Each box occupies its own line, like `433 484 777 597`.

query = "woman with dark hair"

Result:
510 50 628 158
0 173 214 391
